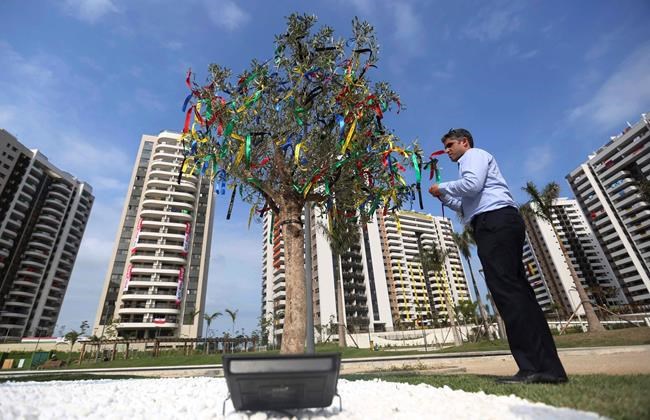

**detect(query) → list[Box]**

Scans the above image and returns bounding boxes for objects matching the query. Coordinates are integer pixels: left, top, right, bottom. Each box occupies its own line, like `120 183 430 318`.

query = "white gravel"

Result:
0 377 602 419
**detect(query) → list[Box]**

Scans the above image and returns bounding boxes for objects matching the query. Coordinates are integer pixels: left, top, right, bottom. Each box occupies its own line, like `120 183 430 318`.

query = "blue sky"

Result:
1 0 649 336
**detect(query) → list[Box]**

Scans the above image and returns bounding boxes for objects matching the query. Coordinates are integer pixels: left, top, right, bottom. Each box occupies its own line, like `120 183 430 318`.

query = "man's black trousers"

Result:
472 206 566 378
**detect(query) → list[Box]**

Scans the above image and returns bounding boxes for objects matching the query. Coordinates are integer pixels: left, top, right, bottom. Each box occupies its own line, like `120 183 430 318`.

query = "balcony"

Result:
48 190 69 202
130 254 187 264
0 310 29 318
142 198 194 211
117 322 178 329
118 307 180 316
121 293 178 301
132 242 186 253
142 220 187 231
140 209 193 222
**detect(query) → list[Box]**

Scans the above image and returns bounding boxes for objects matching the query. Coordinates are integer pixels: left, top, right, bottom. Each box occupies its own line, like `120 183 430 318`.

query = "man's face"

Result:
443 137 470 162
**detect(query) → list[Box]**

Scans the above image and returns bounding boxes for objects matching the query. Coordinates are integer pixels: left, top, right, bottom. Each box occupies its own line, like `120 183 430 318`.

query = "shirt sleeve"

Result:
438 150 489 198
439 193 462 212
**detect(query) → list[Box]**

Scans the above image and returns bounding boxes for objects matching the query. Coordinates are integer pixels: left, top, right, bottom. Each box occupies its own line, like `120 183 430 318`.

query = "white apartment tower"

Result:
376 210 470 327
0 129 93 340
522 198 626 317
566 113 650 305
522 235 554 313
94 132 214 339
261 207 393 345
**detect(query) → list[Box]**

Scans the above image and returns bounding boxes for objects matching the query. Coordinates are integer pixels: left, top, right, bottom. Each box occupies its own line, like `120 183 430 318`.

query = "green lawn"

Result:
343 372 650 420
0 374 141 383
4 327 648 370
431 327 650 353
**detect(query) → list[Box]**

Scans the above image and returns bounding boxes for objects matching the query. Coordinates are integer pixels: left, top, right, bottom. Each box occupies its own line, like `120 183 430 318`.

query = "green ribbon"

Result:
412 153 421 183
245 134 251 167
294 106 304 126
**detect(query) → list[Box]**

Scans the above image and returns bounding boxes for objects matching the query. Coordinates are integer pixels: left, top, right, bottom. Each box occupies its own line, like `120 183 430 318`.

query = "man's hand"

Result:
429 184 442 197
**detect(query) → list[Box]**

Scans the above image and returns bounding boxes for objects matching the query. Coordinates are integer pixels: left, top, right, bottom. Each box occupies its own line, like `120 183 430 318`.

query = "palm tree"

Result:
203 311 222 354
418 245 462 345
639 179 650 203
320 212 361 348
203 311 222 336
522 181 604 332
186 309 201 325
455 300 479 341
224 309 239 353
452 227 493 340
225 309 238 335
64 330 80 365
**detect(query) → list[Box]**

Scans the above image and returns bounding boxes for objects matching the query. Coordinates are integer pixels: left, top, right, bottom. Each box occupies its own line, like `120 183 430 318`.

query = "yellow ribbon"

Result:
341 118 357 154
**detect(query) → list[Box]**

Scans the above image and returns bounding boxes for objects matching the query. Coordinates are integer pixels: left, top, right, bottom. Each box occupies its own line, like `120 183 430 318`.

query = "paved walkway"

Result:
341 345 650 376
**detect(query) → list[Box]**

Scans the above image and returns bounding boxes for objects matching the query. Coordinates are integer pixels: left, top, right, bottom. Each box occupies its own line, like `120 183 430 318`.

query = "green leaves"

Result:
522 181 561 222
182 13 411 223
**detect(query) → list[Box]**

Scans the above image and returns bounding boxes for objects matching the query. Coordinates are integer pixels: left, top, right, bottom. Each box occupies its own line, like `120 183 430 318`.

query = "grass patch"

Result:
75 353 227 369
315 342 422 358
53 344 422 370
432 327 650 354
0 374 142 383
11 327 648 371
343 372 650 420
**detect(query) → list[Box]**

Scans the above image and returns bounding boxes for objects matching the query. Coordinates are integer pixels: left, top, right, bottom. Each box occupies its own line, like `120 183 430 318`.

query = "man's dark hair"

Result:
441 128 474 148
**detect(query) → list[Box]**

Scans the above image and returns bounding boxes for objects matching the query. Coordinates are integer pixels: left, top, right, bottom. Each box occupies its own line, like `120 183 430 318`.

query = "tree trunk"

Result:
466 258 493 340
280 200 307 353
487 292 507 340
335 254 347 347
439 272 462 346
553 226 605 332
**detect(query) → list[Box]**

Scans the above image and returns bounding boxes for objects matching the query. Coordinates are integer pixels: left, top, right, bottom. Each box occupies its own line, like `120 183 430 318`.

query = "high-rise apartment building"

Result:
376 210 470 327
261 208 392 345
94 132 214 339
522 199 626 317
0 129 93 340
261 208 471 344
522 235 554 313
566 113 650 305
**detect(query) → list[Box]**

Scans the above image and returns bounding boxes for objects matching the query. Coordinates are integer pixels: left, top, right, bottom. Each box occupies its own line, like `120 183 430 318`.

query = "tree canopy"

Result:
179 14 426 224
178 14 438 353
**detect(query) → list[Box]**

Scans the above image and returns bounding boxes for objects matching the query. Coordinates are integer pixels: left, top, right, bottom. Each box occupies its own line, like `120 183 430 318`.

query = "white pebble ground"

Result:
0 377 602 419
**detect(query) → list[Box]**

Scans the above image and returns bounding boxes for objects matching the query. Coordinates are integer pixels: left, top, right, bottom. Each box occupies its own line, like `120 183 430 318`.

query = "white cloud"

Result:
431 60 456 80
202 218 264 334
0 105 17 127
390 3 424 57
164 41 183 51
504 43 538 60
346 0 375 16
62 0 119 24
584 29 622 61
568 42 650 129
52 133 132 177
134 87 166 112
58 201 126 328
204 0 250 31
91 176 128 191
524 144 553 175
0 40 137 330
463 2 522 42
129 66 143 78
520 49 538 59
